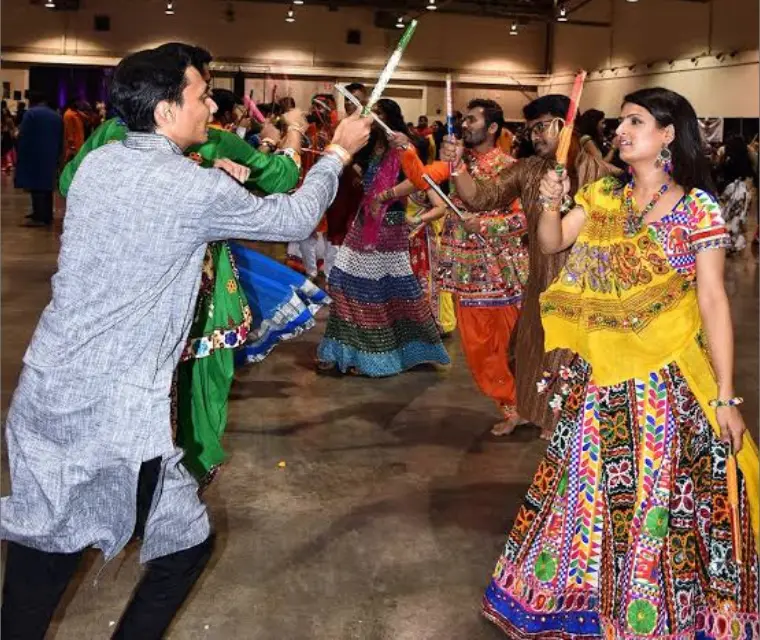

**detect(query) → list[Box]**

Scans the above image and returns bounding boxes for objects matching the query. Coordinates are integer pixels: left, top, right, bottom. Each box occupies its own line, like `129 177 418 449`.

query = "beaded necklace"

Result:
622 179 671 237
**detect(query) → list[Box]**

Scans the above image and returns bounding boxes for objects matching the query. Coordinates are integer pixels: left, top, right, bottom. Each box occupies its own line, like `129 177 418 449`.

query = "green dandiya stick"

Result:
363 19 418 115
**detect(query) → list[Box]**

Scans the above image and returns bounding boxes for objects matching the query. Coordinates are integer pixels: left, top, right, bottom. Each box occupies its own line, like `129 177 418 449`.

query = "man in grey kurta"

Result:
1 44 369 639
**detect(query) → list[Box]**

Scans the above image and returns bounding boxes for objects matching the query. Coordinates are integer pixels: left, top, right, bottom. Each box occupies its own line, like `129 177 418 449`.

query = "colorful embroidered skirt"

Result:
176 242 328 485
229 242 330 366
483 358 759 640
317 208 450 377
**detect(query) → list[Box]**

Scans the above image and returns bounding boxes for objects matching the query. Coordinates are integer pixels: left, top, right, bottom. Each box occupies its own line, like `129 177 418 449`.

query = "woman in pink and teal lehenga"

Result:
317 99 449 376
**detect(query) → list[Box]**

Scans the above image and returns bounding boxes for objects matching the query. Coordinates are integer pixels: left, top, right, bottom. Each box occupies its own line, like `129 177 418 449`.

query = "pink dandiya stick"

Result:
244 95 266 124
555 69 587 169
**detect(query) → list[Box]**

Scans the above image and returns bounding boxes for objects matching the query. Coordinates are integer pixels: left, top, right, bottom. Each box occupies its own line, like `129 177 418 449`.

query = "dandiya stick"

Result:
423 174 485 244
312 97 332 112
726 447 743 564
335 83 408 149
244 94 266 124
363 19 418 115
408 222 427 240
445 73 455 172
555 69 587 170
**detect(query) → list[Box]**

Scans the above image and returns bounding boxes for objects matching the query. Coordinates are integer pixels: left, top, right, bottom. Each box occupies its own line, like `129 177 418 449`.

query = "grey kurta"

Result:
1 132 343 562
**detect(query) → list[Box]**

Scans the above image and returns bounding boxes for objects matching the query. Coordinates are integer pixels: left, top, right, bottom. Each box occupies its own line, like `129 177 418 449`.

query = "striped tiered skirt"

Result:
317 208 450 377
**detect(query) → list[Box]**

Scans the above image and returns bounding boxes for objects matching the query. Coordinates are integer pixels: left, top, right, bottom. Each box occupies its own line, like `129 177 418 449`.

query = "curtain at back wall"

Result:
28 65 111 110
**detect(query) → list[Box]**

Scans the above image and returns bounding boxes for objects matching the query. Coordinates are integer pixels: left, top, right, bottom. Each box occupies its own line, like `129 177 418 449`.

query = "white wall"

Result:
548 0 759 117
0 68 31 112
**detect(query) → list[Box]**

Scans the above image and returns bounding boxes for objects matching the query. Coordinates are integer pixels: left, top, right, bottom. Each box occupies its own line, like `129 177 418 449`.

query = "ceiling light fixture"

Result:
44 0 55 7
293 0 304 4
626 0 639 3
509 22 518 35
557 5 568 22
396 16 404 28
426 0 437 11
285 7 296 22
165 1 174 15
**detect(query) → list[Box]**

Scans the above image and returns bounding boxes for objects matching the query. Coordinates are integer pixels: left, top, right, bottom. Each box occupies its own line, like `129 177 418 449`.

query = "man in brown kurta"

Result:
442 95 619 438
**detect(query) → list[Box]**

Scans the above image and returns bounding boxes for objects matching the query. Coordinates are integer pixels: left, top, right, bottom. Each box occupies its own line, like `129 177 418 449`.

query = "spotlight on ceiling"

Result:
293 0 304 4
510 22 518 36
165 1 174 15
427 0 437 11
44 0 55 7
557 5 569 22
626 0 639 3
286 7 295 22
396 16 404 28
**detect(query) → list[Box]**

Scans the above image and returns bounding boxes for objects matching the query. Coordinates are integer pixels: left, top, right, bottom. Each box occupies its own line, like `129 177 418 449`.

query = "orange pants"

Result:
455 300 520 414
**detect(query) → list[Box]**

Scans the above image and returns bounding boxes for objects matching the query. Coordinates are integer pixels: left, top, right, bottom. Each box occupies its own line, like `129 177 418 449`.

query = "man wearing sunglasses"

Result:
441 95 617 441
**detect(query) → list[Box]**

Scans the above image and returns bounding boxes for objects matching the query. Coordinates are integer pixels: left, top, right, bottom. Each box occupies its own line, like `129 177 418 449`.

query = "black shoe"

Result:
22 219 52 228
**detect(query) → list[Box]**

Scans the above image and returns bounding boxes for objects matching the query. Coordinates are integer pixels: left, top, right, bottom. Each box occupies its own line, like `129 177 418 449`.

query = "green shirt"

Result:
59 119 300 197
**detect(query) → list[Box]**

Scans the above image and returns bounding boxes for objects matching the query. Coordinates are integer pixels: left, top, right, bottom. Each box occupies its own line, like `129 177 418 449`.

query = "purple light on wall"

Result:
58 80 66 109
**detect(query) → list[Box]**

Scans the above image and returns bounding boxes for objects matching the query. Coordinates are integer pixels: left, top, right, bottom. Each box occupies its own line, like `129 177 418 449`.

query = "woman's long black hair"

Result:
721 135 756 188
354 98 409 172
622 87 715 195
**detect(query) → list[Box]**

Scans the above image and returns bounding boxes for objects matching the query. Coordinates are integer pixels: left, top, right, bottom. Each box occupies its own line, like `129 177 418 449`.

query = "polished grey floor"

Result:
1 175 757 639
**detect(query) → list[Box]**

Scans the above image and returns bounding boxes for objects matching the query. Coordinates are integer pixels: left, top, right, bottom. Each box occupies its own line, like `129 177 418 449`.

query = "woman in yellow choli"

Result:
406 190 458 335
482 88 758 640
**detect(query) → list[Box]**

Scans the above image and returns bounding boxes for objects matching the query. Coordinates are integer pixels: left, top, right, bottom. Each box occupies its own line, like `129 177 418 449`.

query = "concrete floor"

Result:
1 174 758 640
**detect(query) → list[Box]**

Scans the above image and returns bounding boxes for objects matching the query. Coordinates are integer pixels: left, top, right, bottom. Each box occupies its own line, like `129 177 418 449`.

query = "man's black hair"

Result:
110 47 194 133
154 42 213 74
523 94 570 121
467 98 504 138
211 88 242 119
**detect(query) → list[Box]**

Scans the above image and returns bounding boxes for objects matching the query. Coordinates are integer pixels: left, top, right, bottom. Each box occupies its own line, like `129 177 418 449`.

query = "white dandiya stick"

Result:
445 73 455 171
422 174 485 243
312 98 332 112
336 84 408 148
363 19 418 115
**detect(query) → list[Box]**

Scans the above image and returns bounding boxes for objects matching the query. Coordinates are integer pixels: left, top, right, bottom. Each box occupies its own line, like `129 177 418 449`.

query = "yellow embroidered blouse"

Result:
540 176 758 544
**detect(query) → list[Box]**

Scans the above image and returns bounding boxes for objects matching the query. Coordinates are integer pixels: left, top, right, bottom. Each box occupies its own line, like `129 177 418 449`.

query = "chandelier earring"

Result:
655 144 673 174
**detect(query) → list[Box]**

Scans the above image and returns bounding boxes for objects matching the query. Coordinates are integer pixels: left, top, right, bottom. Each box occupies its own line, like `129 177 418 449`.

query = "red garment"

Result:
455 300 519 413
324 165 363 245
300 122 334 234
63 109 85 162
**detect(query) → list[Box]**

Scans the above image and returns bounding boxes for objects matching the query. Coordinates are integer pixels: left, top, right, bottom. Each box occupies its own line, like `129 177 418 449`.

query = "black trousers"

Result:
30 190 54 225
1 458 213 640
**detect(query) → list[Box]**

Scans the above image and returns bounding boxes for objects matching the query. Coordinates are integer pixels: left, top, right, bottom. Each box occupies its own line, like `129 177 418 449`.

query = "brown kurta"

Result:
459 150 616 435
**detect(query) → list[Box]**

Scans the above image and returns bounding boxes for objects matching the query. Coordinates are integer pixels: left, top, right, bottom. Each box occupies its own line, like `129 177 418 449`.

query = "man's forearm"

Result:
205 154 344 243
